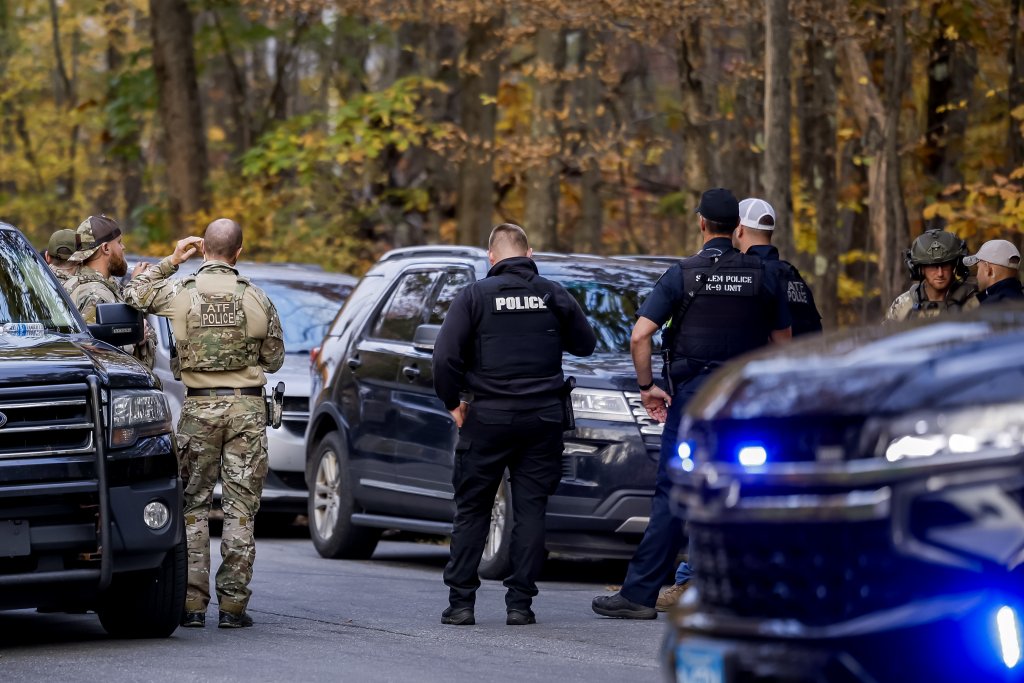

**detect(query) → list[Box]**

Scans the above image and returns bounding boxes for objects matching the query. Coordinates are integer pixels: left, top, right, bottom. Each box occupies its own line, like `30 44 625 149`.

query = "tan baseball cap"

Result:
963 239 1021 269
68 216 121 263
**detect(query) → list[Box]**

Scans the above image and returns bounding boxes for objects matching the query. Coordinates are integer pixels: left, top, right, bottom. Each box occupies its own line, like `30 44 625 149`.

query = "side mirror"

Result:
88 303 144 346
412 324 442 353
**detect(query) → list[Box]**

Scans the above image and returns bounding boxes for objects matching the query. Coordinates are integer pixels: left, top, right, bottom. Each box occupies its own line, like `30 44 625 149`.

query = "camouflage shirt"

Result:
122 257 285 389
63 265 157 369
48 262 78 285
886 281 980 322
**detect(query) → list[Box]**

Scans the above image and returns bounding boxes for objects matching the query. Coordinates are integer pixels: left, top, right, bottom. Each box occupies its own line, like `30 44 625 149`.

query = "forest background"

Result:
1 0 1023 326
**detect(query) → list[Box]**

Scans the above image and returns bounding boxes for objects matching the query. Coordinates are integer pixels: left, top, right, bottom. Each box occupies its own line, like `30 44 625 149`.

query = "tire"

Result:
307 432 380 559
97 536 186 638
478 473 513 581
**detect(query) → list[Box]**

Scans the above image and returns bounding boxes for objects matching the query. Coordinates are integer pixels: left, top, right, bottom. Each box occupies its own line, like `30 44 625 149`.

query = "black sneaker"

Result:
591 593 657 619
181 612 205 628
506 609 536 626
218 611 254 629
441 606 475 625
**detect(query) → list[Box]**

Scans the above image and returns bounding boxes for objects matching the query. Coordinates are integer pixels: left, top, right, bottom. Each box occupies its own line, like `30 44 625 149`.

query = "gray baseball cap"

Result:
963 239 1021 269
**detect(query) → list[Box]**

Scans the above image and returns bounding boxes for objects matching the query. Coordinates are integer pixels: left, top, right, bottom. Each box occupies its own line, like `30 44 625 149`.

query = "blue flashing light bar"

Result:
737 445 768 467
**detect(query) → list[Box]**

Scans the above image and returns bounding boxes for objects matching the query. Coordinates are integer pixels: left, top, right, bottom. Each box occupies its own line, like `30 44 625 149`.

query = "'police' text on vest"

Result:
491 295 548 313
200 302 237 326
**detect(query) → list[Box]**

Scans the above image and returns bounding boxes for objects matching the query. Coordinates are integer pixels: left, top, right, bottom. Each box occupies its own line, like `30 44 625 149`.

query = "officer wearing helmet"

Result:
886 229 979 321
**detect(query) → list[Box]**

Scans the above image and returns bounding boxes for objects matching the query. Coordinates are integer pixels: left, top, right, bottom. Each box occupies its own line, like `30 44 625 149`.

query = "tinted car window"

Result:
259 279 353 353
372 271 440 342
0 231 82 333
428 270 474 325
554 277 662 354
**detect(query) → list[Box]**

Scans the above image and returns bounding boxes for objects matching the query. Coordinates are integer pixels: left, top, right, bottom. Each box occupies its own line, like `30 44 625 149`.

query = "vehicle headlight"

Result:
110 390 172 448
571 388 634 422
873 402 1024 463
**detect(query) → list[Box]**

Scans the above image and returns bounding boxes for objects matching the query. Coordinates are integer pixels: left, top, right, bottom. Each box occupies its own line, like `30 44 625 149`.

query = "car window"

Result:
259 279 353 353
552 275 663 354
428 269 474 325
0 231 82 333
371 271 440 342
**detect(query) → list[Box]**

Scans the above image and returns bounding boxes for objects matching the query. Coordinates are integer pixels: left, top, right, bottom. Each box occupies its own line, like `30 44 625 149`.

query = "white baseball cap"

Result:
963 239 1021 269
738 198 776 231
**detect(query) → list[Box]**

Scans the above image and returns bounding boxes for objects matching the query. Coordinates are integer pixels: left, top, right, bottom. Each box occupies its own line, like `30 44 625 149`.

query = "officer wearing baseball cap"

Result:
963 240 1024 305
592 188 791 619
733 197 822 336
44 228 79 284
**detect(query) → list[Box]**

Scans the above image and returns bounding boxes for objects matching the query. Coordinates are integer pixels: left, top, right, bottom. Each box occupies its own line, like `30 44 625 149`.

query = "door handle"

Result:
347 356 361 370
402 365 420 380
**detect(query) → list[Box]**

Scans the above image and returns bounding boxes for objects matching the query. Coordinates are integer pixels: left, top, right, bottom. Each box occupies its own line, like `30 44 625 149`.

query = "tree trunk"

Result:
924 27 974 200
1010 0 1024 168
150 0 208 236
763 0 793 255
838 0 909 313
455 16 502 247
677 20 710 253
523 29 565 250
577 31 604 254
797 27 840 329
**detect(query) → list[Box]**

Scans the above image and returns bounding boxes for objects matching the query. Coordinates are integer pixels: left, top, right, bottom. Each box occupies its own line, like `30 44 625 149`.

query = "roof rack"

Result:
378 245 488 262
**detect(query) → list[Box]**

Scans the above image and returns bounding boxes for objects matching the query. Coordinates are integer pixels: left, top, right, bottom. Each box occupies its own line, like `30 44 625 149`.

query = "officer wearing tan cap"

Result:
963 240 1024 305
44 228 79 284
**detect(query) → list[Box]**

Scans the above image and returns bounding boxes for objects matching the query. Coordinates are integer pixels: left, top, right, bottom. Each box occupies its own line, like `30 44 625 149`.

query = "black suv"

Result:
307 246 666 577
0 223 184 636
666 308 1024 682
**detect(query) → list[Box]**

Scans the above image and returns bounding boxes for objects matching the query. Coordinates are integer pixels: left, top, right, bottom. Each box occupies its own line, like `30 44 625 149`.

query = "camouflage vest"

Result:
175 276 261 372
64 267 121 301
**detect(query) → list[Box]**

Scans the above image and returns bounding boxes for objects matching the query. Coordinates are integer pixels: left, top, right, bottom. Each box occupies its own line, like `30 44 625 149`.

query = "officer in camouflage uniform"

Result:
887 229 979 321
123 218 284 629
44 228 78 284
64 216 156 369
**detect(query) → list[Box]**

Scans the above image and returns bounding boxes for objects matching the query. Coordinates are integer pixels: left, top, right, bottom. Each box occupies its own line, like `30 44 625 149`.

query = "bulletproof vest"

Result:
471 274 563 382
906 280 976 319
669 250 772 366
175 276 261 372
779 262 823 336
64 267 120 300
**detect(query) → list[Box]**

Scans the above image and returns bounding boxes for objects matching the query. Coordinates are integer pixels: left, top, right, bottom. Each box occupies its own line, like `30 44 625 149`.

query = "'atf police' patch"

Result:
491 295 548 313
787 281 810 304
200 302 236 326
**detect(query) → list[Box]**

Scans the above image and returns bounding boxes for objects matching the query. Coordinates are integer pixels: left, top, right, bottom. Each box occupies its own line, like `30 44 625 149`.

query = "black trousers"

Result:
444 403 564 612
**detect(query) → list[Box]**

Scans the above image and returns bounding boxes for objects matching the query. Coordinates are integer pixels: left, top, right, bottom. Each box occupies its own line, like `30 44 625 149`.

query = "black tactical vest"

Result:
669 249 773 367
470 273 563 383
778 262 823 337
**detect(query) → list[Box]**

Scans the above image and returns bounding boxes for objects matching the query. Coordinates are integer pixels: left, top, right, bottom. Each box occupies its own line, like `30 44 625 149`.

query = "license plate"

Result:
676 642 726 683
0 520 31 557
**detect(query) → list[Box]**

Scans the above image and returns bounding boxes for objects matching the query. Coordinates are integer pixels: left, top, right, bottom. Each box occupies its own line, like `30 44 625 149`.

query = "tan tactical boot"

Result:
655 583 689 612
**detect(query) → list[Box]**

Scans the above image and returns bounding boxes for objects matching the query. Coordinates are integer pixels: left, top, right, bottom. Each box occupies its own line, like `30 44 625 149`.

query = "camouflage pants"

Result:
176 394 268 615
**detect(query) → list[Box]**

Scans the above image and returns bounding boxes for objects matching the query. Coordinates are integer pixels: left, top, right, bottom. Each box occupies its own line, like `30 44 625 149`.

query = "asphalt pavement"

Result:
0 531 665 682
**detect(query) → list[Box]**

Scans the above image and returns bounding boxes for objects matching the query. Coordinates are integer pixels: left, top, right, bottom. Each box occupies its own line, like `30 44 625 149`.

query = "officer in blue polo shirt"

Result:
592 188 791 619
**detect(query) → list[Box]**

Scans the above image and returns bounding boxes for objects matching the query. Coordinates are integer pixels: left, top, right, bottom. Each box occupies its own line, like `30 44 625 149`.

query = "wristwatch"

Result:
638 379 655 392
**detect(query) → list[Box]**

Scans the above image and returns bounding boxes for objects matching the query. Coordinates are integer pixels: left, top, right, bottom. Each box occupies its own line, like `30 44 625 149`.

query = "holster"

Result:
266 381 285 429
562 376 576 431
661 349 675 396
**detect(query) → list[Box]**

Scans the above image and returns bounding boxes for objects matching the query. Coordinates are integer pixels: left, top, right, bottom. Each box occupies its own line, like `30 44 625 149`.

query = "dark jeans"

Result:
619 374 707 608
444 403 564 612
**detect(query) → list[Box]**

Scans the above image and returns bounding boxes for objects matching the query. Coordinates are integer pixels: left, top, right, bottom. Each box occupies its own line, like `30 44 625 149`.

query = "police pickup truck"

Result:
0 222 183 637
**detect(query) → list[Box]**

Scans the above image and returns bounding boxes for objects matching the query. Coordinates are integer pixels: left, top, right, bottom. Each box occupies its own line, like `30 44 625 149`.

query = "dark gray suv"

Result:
306 246 667 578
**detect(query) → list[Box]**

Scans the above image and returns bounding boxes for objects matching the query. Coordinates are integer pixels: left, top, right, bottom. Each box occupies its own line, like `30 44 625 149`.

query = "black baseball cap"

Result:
694 188 740 225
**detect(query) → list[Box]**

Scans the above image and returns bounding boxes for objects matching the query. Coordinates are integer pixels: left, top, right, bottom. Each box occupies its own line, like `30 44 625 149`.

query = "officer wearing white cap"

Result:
733 197 822 336
963 240 1024 305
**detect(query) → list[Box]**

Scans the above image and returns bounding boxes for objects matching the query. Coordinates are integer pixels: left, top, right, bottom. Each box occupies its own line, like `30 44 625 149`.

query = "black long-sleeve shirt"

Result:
433 257 597 410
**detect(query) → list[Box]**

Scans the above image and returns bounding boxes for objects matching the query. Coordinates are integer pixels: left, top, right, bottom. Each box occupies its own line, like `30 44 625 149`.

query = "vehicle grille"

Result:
699 416 868 463
690 520 934 626
624 392 663 449
0 383 96 458
280 395 309 438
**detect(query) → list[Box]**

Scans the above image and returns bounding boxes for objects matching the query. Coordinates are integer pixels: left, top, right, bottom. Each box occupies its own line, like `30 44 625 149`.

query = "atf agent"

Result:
592 188 791 619
123 219 284 629
887 229 978 321
734 197 822 336
44 228 78 284
433 223 597 626
64 216 156 369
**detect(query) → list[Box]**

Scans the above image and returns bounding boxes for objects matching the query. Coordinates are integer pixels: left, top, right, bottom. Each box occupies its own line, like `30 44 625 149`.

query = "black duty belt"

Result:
186 387 263 397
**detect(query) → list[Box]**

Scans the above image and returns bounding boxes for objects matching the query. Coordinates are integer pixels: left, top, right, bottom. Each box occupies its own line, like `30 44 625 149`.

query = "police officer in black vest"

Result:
592 188 791 619
434 223 597 626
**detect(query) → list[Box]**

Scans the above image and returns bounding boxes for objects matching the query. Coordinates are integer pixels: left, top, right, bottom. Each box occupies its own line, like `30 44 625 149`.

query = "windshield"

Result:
259 279 352 353
552 272 663 354
0 231 82 333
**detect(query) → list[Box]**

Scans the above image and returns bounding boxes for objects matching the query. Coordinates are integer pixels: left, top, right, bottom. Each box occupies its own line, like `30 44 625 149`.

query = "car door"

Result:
390 267 476 519
346 269 440 507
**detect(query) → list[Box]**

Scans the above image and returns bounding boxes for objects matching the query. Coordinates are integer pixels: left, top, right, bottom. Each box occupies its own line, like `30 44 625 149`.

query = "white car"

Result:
132 259 356 522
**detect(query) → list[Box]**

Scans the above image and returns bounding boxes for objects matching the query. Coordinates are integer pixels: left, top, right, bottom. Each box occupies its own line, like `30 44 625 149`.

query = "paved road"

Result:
0 532 666 682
